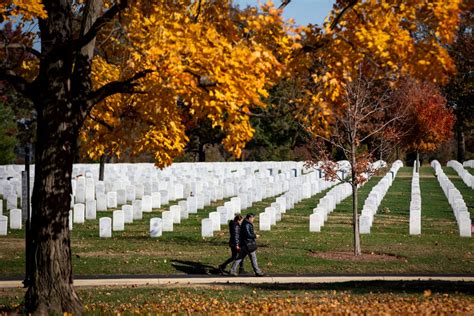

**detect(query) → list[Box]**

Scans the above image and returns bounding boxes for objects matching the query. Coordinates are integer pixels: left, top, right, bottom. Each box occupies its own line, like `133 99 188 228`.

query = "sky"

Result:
233 0 336 26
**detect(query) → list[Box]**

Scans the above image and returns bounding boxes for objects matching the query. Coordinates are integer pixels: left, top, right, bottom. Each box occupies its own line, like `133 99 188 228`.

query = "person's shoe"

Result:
229 272 238 277
218 265 226 275
255 272 267 277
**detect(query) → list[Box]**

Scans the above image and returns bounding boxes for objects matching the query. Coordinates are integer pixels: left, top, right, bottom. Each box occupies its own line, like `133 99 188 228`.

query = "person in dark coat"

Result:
218 214 246 274
230 213 265 276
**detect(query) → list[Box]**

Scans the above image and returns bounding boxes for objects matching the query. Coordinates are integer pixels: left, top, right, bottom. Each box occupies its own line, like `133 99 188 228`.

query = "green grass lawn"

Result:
0 166 472 278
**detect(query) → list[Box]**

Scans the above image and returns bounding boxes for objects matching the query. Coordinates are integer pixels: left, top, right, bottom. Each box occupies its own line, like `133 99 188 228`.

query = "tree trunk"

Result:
99 154 106 181
457 123 465 162
24 100 82 313
416 150 420 173
22 0 103 312
351 143 361 256
198 143 205 162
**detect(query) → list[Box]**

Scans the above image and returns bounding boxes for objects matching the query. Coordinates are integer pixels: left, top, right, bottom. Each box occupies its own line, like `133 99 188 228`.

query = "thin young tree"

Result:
305 67 407 256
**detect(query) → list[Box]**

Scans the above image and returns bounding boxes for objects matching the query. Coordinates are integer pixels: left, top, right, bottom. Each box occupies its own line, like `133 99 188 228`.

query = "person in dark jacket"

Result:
230 213 265 277
218 214 246 274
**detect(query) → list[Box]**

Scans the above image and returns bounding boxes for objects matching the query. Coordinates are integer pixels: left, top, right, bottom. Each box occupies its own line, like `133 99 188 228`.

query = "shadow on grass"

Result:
171 260 220 275
248 281 474 295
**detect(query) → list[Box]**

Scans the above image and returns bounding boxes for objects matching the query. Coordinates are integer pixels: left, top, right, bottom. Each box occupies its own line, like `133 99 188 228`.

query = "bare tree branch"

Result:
279 0 292 10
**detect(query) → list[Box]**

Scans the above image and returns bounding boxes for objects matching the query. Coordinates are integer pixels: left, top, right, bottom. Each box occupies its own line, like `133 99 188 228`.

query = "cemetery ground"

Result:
0 166 473 312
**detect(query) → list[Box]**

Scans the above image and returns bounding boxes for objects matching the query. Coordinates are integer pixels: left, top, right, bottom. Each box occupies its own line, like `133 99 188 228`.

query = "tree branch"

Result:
86 69 152 110
330 0 358 30
360 116 401 143
74 0 128 52
87 112 114 131
4 43 41 59
0 68 31 98
279 0 292 10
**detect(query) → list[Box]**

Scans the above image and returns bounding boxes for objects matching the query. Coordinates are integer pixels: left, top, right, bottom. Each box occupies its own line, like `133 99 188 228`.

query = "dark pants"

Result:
220 246 244 270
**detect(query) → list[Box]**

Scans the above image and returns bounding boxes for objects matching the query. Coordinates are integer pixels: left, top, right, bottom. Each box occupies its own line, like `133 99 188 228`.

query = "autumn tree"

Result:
0 0 299 313
305 67 406 256
80 1 298 168
394 78 456 169
444 7 473 161
289 0 462 256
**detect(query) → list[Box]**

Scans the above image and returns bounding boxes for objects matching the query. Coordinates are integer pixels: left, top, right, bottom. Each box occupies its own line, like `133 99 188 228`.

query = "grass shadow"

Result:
171 259 220 275
248 280 474 295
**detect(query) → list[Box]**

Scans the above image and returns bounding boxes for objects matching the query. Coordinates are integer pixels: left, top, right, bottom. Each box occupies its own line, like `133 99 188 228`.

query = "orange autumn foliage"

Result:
395 78 455 152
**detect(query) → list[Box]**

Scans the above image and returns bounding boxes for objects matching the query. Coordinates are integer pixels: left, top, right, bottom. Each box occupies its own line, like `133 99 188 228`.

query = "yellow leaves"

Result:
79 0 295 166
1 0 47 21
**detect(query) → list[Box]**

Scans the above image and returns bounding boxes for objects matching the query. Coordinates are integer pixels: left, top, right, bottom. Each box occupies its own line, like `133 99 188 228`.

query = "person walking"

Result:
218 214 246 274
229 213 265 277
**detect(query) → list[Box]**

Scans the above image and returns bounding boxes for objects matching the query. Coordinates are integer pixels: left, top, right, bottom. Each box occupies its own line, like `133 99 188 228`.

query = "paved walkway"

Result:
1 275 473 289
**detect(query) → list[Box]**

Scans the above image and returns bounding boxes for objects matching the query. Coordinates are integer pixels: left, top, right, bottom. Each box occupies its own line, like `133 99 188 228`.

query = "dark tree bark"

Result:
15 0 127 313
99 154 106 181
351 142 361 256
457 123 465 162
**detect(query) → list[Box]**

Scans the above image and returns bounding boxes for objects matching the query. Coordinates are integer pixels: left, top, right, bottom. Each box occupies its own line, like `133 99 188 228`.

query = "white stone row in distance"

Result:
409 163 421 235
359 160 403 234
447 160 474 189
309 160 386 233
431 160 471 237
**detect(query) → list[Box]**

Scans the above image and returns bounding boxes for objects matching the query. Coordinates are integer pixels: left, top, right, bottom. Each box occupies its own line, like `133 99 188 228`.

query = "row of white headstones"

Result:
448 160 474 189
359 160 404 234
432 160 472 237
0 161 319 237
309 160 388 232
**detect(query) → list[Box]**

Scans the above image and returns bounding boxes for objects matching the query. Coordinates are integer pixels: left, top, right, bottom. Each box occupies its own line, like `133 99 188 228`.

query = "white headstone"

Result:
162 211 173 232
201 218 213 237
409 211 421 235
69 210 73 230
209 211 220 231
107 191 117 209
99 217 112 238
174 183 184 199
117 189 127 205
309 213 322 232
359 215 371 234
85 200 97 220
122 205 133 223
73 204 85 224
0 215 8 235
230 197 241 214
178 200 188 219
170 205 181 224
217 206 228 225
151 192 161 209
85 178 95 201
160 190 169 205
7 194 17 210
113 210 125 231
187 196 197 214
96 194 107 211
126 185 136 202
150 218 162 237
10 209 21 229
132 199 143 220
135 184 144 199
259 212 271 231
142 195 152 213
